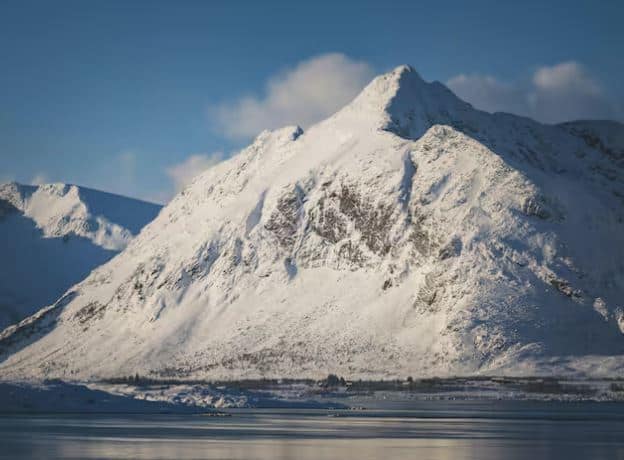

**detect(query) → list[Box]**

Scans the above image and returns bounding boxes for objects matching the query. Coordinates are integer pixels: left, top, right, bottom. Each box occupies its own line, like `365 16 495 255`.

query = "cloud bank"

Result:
211 53 374 139
447 61 622 124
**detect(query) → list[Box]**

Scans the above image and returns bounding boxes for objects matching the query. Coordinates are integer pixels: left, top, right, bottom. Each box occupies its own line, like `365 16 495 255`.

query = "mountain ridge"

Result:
0 182 161 329
1 66 623 381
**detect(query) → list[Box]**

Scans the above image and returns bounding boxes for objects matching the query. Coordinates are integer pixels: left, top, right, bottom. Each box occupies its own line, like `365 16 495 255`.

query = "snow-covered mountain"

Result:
1 66 623 381
0 182 161 329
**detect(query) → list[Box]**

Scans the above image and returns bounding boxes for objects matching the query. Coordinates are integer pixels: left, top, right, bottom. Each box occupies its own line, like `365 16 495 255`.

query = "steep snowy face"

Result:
558 120 624 169
0 183 161 328
1 67 623 381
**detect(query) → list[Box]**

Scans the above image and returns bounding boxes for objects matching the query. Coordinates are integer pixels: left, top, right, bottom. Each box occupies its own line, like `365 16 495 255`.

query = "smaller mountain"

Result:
0 182 161 329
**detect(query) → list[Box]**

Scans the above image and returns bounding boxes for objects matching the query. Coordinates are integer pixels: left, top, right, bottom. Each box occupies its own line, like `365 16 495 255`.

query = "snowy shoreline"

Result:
2 375 624 414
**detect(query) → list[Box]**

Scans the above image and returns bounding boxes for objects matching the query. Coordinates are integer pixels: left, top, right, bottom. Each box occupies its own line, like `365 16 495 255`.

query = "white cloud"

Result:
447 61 621 124
106 150 140 197
529 62 615 123
532 62 600 93
165 152 225 193
89 150 144 200
117 151 136 183
30 172 49 185
78 150 224 204
211 53 374 139
446 74 527 116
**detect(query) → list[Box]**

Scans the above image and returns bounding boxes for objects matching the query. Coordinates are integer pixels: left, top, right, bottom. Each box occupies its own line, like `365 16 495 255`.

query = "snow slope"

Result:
1 66 623 381
0 182 161 328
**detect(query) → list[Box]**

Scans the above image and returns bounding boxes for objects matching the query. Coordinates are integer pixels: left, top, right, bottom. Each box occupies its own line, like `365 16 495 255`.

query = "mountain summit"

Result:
1 66 623 380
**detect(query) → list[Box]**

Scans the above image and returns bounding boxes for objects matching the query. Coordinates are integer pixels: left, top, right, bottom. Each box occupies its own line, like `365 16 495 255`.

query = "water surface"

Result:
2 401 623 459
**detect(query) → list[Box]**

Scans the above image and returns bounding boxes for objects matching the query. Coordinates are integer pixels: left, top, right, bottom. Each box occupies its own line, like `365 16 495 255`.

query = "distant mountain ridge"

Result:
1 66 623 381
0 182 161 328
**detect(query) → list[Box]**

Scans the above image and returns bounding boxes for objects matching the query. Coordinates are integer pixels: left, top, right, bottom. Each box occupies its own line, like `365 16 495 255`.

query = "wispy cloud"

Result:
117 151 137 186
210 53 374 139
447 61 622 123
90 150 146 200
30 172 49 185
165 152 225 194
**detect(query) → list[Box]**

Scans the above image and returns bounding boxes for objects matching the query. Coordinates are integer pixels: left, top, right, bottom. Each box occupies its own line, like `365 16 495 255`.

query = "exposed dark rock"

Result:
522 195 564 221
264 186 305 249
309 196 348 244
439 237 462 260
336 240 366 267
73 301 106 326
338 185 395 255
408 214 436 256
548 276 582 299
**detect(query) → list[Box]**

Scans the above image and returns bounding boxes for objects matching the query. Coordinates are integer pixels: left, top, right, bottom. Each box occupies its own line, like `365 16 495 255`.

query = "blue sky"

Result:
1 0 622 202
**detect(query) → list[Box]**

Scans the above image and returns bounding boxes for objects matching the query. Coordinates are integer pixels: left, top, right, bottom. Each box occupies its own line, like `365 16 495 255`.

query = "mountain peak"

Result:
0 181 161 250
376 64 424 85
346 64 425 111
386 64 420 81
339 64 470 140
252 125 304 147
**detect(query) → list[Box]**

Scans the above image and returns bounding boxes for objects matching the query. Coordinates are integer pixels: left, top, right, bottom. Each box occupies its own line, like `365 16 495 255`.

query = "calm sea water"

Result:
1 401 623 459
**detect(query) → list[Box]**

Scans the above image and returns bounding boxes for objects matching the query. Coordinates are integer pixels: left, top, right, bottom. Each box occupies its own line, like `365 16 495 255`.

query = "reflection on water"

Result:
2 401 624 460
